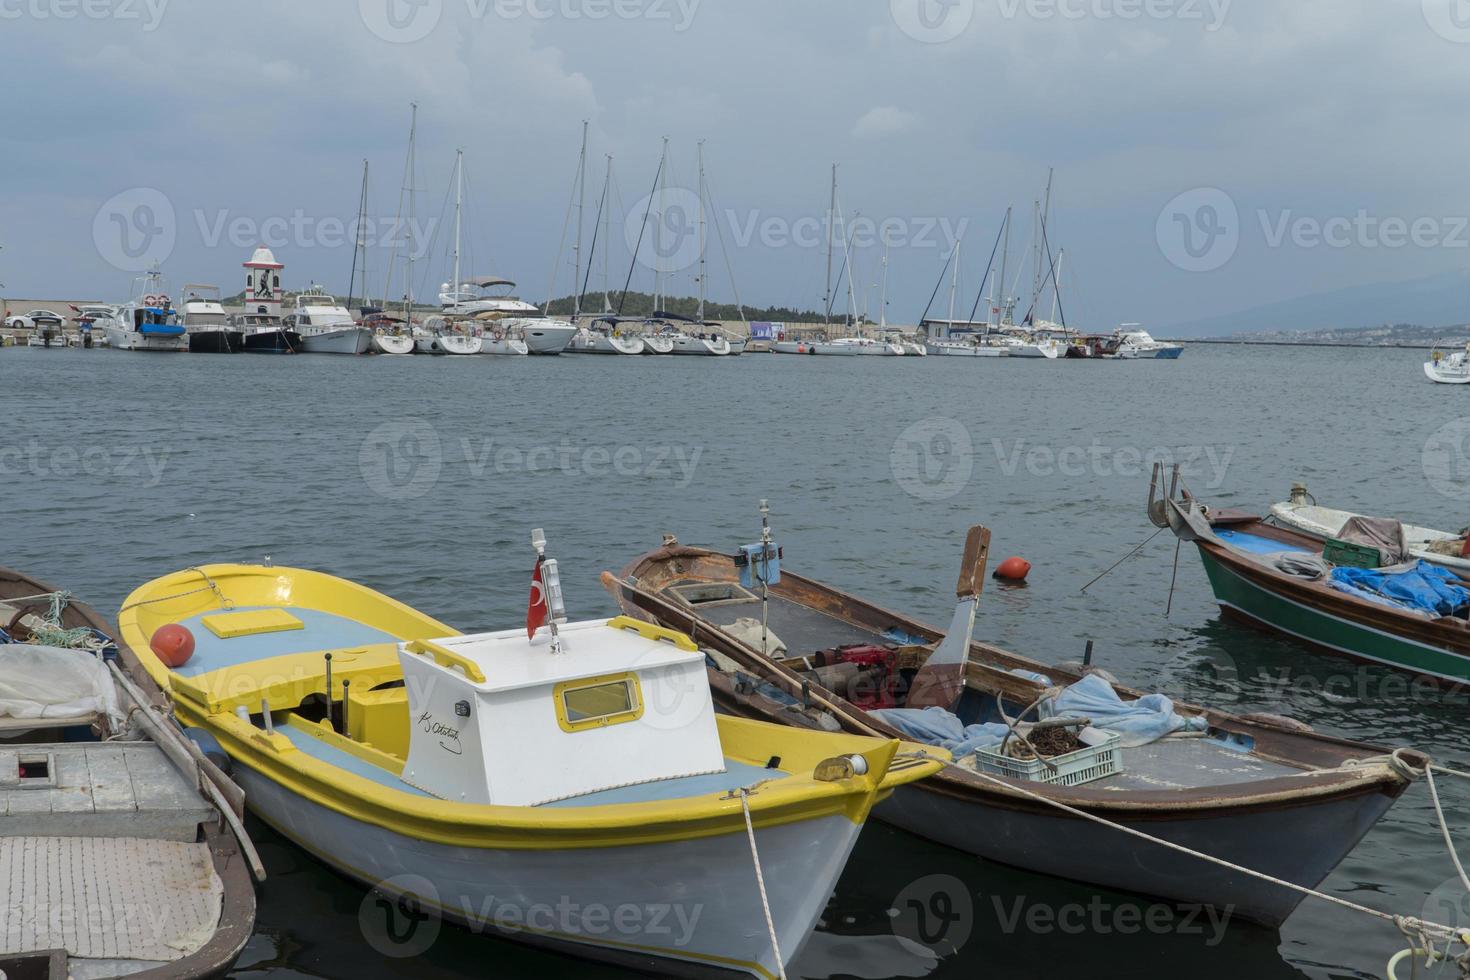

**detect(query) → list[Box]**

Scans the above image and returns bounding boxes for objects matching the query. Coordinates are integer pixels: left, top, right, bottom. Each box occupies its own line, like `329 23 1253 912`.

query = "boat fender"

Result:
1239 712 1313 733
184 728 234 776
150 623 196 668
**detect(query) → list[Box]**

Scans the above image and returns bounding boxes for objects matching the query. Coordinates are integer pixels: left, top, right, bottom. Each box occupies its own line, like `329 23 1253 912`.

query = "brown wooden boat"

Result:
605 528 1427 927
0 566 258 980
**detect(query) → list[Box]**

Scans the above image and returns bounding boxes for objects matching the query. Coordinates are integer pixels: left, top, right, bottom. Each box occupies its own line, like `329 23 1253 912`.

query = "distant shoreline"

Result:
1179 338 1443 349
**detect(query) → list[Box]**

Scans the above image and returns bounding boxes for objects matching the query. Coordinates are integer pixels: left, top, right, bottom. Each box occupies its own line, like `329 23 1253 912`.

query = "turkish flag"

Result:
527 557 548 639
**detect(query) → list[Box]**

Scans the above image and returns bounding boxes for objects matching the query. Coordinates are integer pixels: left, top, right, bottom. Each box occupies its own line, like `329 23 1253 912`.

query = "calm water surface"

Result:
6 343 1469 978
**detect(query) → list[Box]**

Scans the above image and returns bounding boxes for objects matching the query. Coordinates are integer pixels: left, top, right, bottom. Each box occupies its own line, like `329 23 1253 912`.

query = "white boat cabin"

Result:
397 617 724 806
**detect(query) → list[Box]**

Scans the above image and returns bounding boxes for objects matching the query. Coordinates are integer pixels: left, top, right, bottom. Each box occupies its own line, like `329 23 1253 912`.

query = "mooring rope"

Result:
897 747 1470 972
116 567 234 614
738 788 787 980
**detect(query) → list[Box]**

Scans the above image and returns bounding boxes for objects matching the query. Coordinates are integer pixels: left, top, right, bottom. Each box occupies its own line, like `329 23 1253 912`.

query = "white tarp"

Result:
0 645 123 728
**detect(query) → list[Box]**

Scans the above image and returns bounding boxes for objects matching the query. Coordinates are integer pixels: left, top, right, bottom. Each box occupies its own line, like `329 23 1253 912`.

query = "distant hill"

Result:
1218 322 1469 347
1165 268 1470 339
539 291 831 323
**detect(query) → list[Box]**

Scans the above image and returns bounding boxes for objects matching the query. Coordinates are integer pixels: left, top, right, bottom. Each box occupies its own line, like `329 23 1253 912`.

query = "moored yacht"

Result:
1114 324 1183 359
564 316 645 355
287 285 373 355
103 268 188 352
180 284 242 353
235 312 301 354
415 316 482 355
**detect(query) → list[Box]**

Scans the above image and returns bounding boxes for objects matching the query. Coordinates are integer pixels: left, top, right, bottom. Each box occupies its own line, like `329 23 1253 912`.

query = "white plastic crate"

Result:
973 726 1122 787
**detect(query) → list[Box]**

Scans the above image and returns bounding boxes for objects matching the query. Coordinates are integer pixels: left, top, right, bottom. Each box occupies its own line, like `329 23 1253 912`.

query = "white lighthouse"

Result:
243 246 283 314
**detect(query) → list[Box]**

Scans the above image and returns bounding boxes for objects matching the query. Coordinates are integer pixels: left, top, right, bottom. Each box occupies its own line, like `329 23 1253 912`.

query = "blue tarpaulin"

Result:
1044 673 1206 748
873 672 1205 756
1329 560 1470 617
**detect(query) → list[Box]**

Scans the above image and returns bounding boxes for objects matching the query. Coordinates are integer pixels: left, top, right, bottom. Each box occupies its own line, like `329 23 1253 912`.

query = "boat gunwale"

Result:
608 544 1422 815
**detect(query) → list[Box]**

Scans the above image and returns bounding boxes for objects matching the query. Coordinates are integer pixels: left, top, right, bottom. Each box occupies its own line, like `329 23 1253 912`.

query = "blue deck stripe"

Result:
172 606 397 676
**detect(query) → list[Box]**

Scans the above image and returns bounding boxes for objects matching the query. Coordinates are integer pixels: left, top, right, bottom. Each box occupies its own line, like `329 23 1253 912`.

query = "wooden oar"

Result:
905 525 991 711
108 662 266 882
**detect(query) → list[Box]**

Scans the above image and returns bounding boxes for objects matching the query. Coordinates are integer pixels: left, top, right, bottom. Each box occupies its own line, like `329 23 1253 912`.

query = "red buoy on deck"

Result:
150 623 196 668
993 556 1031 581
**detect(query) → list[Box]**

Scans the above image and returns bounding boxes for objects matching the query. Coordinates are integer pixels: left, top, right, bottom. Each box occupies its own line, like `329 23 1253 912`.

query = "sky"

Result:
4 0 1470 333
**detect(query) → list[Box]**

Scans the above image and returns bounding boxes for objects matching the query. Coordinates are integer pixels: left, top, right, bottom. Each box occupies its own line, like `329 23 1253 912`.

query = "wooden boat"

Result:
1154 467 1470 684
116 546 941 979
604 526 1428 928
1267 484 1470 575
0 566 258 980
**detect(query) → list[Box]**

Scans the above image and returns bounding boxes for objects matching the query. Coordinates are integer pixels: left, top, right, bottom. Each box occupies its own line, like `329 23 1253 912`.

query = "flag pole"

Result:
531 528 565 655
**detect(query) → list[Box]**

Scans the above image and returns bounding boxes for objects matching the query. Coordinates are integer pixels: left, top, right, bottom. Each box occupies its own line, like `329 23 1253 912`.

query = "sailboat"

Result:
346 159 412 355
644 140 741 356
773 165 897 356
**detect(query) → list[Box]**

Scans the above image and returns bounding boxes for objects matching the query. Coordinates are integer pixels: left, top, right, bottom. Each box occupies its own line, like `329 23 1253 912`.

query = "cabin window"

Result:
554 673 644 733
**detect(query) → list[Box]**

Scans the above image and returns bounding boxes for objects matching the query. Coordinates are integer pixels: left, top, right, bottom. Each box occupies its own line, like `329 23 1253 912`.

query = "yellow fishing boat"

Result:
117 536 943 978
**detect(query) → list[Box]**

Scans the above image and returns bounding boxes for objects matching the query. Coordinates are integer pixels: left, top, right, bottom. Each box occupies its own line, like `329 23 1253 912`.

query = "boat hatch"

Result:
202 608 305 639
397 617 725 806
665 581 760 608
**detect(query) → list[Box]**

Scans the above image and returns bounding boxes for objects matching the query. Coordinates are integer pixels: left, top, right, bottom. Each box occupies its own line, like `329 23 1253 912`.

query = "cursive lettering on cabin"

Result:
418 711 463 755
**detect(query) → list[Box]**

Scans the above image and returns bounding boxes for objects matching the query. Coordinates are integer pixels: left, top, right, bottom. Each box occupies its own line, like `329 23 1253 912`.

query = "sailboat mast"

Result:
1051 248 1064 324
823 163 836 326
572 120 588 319
452 148 463 310
879 233 889 330
654 137 668 311
405 102 418 323
996 207 1011 327
947 240 960 326
348 159 368 311
602 155 612 314
697 139 706 322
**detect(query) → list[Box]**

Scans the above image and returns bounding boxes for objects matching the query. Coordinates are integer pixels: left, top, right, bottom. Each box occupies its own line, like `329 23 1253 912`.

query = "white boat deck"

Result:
0 835 223 967
1 742 213 841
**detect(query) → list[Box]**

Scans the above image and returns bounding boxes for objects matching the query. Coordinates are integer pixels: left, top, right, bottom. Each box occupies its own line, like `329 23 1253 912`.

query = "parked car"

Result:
5 309 66 329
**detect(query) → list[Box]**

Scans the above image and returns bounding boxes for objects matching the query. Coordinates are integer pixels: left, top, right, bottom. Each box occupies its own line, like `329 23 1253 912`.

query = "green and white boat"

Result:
1152 466 1470 685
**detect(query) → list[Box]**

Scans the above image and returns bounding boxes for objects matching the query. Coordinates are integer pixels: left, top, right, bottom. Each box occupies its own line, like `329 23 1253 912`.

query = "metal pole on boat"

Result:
759 499 771 656
323 652 334 730
342 679 351 737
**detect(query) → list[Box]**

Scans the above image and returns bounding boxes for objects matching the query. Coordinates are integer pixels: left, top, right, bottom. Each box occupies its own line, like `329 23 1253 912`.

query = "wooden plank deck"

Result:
0 742 211 841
